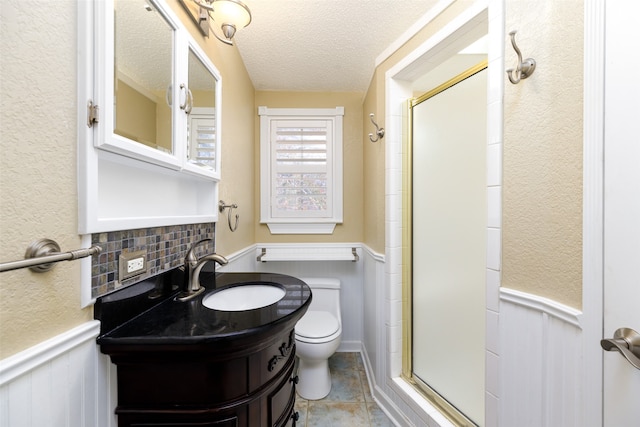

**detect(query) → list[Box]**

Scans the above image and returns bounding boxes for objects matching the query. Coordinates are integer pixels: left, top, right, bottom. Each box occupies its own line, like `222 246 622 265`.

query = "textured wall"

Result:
253 91 364 244
0 0 92 359
362 73 385 253
502 0 583 309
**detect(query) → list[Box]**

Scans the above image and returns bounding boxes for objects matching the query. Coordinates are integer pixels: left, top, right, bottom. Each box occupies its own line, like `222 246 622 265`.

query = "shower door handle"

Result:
601 328 640 370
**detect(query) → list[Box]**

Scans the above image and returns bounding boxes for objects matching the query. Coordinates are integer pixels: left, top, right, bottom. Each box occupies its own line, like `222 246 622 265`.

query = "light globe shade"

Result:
210 0 251 32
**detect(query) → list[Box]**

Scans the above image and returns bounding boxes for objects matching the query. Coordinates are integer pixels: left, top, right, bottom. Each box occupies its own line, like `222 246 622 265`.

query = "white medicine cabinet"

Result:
78 0 221 233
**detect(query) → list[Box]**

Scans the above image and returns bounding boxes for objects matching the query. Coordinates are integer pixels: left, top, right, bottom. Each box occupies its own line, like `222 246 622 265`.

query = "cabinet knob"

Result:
290 375 299 385
291 411 300 424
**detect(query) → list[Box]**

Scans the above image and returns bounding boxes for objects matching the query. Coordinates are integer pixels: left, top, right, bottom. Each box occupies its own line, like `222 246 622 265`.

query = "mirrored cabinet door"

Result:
95 0 182 170
114 0 174 155
183 44 221 179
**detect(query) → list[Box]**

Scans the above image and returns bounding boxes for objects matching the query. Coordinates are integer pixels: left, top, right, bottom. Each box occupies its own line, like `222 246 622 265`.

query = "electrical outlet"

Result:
119 250 147 280
127 257 144 274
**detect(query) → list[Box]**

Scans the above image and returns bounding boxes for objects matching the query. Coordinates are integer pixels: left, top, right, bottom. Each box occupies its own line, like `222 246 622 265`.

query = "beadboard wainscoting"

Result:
0 321 116 427
500 288 584 427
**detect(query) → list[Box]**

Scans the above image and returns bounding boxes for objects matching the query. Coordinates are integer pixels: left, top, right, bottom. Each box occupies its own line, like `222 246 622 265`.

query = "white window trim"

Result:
259 106 344 234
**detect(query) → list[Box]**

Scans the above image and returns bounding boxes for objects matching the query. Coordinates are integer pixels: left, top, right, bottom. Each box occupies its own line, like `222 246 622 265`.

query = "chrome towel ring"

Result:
218 200 239 232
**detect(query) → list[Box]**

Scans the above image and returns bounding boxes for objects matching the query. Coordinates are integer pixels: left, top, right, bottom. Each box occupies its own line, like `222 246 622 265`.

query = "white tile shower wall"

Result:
0 321 116 427
485 3 504 427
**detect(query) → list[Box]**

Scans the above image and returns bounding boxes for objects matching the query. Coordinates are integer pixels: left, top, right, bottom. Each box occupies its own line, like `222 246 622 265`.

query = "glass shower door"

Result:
408 63 487 426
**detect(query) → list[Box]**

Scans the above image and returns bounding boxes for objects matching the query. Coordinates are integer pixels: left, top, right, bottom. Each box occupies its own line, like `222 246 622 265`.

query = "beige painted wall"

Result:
254 91 364 244
362 1 479 254
362 74 385 252
502 0 583 309
0 1 255 359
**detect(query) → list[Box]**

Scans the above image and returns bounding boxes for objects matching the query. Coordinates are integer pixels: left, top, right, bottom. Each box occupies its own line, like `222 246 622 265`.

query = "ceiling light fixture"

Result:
193 0 251 45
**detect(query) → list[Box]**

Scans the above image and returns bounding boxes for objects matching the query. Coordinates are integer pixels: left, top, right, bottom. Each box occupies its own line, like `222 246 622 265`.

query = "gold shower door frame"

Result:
402 60 488 427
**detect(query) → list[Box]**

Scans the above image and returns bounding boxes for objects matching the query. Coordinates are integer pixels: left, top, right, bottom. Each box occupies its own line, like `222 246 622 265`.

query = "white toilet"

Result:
294 277 342 400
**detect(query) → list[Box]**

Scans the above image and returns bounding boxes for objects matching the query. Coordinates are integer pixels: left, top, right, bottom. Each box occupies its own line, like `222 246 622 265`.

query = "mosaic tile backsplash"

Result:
91 223 215 298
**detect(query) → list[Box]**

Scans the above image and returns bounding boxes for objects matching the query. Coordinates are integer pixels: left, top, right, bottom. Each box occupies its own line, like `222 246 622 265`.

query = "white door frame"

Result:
581 0 605 425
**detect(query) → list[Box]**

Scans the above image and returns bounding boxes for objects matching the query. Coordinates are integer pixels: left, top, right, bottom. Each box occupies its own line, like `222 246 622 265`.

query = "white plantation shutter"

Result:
259 106 344 234
189 116 217 168
271 120 333 217
187 108 218 172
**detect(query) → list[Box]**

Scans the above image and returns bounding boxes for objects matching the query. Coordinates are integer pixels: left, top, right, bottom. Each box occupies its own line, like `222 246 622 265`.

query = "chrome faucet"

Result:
178 239 228 301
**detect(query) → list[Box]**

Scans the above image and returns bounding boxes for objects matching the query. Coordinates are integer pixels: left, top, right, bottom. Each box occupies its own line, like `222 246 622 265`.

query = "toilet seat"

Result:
295 311 339 340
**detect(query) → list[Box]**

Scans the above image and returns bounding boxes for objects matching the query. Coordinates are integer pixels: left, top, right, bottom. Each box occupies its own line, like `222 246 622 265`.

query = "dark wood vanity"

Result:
95 271 311 427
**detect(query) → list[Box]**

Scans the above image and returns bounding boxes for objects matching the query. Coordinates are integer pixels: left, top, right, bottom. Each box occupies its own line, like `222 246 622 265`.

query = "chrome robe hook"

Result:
218 200 239 232
506 30 536 84
368 113 385 143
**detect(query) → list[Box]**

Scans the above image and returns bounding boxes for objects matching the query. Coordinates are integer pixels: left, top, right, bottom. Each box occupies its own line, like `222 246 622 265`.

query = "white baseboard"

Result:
360 345 413 427
337 340 362 353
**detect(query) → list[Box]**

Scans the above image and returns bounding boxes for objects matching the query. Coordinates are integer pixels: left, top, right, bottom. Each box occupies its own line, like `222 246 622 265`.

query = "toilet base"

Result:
296 357 331 400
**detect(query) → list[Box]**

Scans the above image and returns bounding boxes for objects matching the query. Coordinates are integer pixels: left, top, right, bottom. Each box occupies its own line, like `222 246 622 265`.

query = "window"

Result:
259 107 344 234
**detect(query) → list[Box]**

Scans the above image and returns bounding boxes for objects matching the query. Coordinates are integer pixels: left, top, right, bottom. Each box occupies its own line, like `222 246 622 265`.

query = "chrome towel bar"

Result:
256 246 359 262
0 238 102 273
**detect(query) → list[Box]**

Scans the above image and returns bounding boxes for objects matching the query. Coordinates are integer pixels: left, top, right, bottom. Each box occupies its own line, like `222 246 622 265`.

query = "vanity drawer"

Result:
248 329 296 391
268 359 297 427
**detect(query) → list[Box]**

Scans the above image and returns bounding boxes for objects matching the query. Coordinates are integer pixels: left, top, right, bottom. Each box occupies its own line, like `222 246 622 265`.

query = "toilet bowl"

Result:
295 277 342 400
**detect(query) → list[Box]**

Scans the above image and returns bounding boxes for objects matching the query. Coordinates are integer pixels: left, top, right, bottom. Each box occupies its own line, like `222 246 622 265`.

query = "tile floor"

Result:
293 352 395 426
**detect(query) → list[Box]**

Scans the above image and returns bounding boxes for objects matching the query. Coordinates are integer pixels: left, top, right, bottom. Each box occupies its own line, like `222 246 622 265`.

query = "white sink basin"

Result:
202 284 286 311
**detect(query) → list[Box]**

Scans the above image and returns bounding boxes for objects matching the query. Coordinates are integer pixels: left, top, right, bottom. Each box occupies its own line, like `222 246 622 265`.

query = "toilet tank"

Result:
299 278 341 321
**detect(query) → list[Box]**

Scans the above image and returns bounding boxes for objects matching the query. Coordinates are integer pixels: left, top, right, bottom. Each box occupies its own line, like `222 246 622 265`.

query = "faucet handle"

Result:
185 238 213 265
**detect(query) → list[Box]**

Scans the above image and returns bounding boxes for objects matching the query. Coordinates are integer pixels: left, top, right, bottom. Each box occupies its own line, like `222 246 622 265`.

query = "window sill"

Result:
265 222 337 235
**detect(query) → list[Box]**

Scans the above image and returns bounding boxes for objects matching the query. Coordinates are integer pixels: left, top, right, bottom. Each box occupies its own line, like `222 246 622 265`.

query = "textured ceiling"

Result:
233 0 440 92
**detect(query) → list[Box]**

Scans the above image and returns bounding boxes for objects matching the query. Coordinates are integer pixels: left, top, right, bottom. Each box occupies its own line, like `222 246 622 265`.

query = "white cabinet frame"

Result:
77 0 221 233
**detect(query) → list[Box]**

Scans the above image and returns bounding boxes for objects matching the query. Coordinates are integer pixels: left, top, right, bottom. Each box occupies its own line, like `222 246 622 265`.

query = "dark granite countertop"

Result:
95 271 311 352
